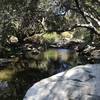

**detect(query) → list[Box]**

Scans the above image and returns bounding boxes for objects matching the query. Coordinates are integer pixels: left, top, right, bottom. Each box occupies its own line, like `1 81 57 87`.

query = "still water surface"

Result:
0 48 78 100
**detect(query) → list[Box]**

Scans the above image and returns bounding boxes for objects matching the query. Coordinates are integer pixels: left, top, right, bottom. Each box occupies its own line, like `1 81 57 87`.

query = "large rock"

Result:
24 64 100 100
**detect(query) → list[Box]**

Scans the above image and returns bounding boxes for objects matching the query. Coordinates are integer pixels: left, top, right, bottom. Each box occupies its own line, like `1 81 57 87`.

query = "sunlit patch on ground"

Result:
0 68 15 81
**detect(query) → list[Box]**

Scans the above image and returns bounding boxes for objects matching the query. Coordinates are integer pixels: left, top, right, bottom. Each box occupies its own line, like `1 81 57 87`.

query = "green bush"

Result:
42 32 60 43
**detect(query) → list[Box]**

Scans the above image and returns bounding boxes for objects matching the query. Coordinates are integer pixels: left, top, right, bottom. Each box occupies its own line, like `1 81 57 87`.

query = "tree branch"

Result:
41 22 100 36
84 12 100 26
74 0 89 23
69 23 100 35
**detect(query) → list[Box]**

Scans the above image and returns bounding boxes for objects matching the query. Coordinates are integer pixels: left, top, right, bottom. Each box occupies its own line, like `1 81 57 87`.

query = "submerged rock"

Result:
24 64 100 100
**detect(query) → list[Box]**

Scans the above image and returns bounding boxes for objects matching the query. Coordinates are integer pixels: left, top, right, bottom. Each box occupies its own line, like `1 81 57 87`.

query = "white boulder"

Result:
24 64 100 100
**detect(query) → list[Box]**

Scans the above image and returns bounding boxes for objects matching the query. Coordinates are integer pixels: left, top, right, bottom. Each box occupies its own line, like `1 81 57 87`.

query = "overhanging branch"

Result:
41 22 100 36
68 24 100 35
74 0 89 23
84 12 100 26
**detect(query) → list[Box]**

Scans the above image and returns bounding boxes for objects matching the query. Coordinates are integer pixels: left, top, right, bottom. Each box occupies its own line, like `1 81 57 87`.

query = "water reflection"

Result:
0 48 77 99
43 49 76 74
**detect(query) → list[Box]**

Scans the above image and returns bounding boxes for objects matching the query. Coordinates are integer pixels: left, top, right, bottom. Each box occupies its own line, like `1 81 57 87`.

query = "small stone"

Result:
9 36 18 43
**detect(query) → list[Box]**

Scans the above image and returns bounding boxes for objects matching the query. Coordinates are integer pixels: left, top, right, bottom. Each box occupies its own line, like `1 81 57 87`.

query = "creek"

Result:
0 48 79 100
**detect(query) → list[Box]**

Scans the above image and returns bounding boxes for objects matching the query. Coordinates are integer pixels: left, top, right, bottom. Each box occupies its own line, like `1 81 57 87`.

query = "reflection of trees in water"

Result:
13 49 77 75
3 57 50 100
0 48 78 99
9 68 50 100
47 58 71 75
13 56 71 76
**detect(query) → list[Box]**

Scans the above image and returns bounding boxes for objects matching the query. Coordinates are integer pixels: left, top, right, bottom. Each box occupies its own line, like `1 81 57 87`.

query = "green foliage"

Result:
0 0 99 54
44 49 58 60
42 32 60 43
73 28 89 39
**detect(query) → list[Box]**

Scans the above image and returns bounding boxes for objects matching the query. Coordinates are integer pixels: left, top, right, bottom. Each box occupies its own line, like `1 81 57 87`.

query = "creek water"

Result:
0 48 78 100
